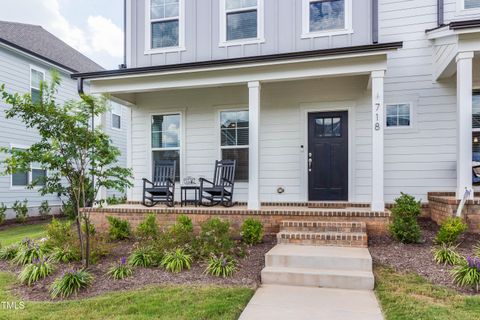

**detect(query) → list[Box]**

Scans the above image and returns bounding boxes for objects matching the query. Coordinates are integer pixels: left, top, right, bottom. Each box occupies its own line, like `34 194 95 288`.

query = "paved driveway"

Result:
239 285 383 320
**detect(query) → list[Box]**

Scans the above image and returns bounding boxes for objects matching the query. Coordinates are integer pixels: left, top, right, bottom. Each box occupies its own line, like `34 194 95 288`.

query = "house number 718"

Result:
374 103 381 131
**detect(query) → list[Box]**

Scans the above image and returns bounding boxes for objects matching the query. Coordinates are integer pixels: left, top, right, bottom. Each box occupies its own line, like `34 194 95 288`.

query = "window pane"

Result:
220 111 249 146
221 129 237 146
398 104 410 116
12 171 28 186
465 0 480 9
473 93 480 129
237 128 249 145
332 117 341 136
386 116 397 127
227 10 257 41
398 116 410 126
151 5 165 19
31 88 41 104
32 169 46 186
226 0 257 10
324 118 333 137
386 105 397 117
222 148 249 181
152 20 179 48
152 150 180 181
31 69 43 88
310 0 345 32
152 114 180 148
112 114 121 129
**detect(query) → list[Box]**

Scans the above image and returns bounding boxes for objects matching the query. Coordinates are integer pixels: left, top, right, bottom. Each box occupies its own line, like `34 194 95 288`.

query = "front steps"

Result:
261 245 375 290
277 221 368 247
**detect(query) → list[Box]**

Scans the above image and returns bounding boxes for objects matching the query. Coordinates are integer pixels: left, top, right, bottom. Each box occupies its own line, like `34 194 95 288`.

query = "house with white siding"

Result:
74 0 480 222
0 21 128 220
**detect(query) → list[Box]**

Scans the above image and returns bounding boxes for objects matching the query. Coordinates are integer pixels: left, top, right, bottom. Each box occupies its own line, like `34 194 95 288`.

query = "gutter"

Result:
72 42 403 80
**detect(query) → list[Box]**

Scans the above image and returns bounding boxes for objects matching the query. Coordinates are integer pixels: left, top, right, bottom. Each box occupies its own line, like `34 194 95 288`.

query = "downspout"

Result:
438 0 444 27
120 0 127 69
372 0 378 44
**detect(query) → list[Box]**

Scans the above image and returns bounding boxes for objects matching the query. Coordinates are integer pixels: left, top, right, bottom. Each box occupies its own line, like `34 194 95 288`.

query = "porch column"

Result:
371 70 385 211
456 52 474 200
248 81 261 210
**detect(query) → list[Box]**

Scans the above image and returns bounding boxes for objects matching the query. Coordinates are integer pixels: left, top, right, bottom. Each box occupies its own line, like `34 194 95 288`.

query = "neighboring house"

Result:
73 0 480 211
0 21 127 219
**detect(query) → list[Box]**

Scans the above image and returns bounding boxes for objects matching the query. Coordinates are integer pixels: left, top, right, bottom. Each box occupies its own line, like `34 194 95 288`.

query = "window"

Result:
385 103 411 128
111 104 122 129
11 147 46 187
30 68 44 104
472 93 480 179
302 0 352 37
148 0 184 51
220 110 249 181
220 0 264 45
151 114 181 181
464 0 480 9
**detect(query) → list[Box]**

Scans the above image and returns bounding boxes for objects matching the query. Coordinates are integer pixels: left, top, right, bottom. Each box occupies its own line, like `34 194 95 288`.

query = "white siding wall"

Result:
379 0 459 202
131 76 372 203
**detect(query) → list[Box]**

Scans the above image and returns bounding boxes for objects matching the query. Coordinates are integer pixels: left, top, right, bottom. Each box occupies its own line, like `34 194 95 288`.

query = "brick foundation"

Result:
428 192 480 233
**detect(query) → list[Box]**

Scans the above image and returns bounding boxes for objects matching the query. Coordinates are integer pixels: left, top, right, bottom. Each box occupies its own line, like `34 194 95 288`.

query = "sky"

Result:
0 0 124 70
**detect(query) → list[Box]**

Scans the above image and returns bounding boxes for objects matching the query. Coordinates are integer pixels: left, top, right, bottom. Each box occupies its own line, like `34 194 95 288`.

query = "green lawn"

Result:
375 266 480 320
0 223 49 246
0 271 253 320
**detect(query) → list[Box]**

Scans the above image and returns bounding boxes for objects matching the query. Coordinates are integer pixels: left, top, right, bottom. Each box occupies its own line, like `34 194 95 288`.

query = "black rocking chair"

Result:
199 160 236 207
142 160 176 207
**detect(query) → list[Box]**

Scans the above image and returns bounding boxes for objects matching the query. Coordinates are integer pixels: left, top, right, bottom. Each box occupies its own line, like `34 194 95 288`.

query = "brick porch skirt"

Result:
82 204 391 236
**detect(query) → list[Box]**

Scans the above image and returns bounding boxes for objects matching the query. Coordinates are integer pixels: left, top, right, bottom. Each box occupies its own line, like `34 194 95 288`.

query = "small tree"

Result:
0 72 132 267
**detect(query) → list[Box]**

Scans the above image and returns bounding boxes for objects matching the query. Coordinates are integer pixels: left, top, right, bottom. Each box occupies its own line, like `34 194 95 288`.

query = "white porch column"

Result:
248 81 261 210
456 52 474 200
371 70 385 211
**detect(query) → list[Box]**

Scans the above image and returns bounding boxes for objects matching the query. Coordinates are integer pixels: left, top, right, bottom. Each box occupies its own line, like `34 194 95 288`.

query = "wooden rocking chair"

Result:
199 160 236 207
142 160 176 207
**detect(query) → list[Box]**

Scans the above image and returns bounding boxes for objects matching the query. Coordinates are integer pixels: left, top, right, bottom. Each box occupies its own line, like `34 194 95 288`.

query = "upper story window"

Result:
220 0 264 45
464 0 480 9
302 0 352 38
111 104 122 130
147 0 185 53
30 67 44 104
385 103 412 128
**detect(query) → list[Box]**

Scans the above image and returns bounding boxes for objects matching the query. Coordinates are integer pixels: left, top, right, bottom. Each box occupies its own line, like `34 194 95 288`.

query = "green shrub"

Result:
106 195 127 205
136 213 159 240
205 255 237 278
89 235 111 264
389 193 422 244
61 201 76 220
435 217 467 245
13 240 45 266
107 216 131 240
451 256 480 292
241 218 264 245
196 218 234 258
50 269 94 298
0 202 7 225
13 199 28 223
0 244 19 260
50 246 81 263
107 257 133 280
39 200 51 220
45 218 73 249
475 243 480 257
177 215 193 232
18 257 53 285
158 215 194 251
432 244 462 265
128 246 155 267
161 248 192 273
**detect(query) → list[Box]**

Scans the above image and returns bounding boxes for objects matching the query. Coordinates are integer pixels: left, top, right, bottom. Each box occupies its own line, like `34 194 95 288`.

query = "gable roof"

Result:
0 20 104 73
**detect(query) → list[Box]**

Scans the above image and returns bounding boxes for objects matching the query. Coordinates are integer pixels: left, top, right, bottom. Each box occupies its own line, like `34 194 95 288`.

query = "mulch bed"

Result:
369 218 480 295
0 236 275 301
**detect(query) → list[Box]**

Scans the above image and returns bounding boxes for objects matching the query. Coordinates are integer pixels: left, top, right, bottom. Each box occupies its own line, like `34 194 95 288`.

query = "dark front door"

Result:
308 111 348 201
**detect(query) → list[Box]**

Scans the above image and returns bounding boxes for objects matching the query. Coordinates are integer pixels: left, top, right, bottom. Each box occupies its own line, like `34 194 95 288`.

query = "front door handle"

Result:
308 158 313 171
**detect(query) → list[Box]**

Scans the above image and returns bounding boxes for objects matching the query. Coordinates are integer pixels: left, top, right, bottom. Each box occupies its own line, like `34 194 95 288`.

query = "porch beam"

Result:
371 70 385 211
248 81 261 210
456 51 474 200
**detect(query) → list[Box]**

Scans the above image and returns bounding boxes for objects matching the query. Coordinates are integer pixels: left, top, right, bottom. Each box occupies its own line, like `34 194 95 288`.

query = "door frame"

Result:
300 101 356 202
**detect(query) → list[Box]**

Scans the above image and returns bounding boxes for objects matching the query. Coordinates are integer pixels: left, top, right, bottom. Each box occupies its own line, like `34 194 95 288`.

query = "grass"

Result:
0 223 48 246
375 266 480 320
0 271 253 320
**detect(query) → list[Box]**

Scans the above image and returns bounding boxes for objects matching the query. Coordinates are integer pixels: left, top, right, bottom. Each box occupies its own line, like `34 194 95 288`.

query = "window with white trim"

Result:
221 0 263 43
11 147 46 187
151 114 181 181
465 0 480 9
385 103 411 128
220 110 249 181
30 68 44 104
111 104 122 129
302 0 352 36
149 0 182 49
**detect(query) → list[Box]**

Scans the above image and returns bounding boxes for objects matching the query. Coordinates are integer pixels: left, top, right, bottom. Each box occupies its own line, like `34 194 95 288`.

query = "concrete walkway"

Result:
239 285 384 320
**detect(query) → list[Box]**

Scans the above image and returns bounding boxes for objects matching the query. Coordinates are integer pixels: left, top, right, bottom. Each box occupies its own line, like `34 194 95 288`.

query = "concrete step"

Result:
277 231 368 248
261 266 375 290
280 221 367 233
265 245 372 272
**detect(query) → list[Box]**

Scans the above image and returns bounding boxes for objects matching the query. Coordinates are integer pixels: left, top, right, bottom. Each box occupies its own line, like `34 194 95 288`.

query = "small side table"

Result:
180 185 200 207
